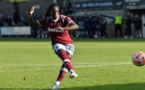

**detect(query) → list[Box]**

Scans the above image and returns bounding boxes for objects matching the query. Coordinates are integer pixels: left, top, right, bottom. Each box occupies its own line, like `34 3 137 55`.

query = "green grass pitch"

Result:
0 38 145 90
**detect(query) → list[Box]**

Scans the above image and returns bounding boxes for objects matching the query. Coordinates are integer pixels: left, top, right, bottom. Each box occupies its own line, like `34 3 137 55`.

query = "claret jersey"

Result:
37 14 73 45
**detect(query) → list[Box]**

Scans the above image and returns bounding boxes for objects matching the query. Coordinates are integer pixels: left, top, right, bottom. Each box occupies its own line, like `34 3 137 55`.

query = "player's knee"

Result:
67 52 72 58
56 49 61 54
57 49 65 54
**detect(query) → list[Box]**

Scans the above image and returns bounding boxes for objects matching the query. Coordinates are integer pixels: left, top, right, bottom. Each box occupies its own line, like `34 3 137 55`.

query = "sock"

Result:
55 81 60 85
70 70 74 74
56 57 73 82
57 50 73 71
57 64 67 82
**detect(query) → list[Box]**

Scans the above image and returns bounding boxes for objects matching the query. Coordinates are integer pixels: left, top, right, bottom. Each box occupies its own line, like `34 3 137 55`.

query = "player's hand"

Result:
56 27 64 30
29 6 35 16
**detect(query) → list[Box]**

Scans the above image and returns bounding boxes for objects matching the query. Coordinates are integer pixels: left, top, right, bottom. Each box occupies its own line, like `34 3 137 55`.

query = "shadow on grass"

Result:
0 83 145 90
0 38 145 42
59 82 145 90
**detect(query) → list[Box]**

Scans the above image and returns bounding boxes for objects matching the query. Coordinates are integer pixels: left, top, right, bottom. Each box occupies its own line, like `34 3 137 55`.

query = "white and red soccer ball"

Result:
132 51 145 66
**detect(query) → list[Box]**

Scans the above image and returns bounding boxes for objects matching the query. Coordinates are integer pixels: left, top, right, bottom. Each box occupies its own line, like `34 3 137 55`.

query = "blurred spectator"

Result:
68 7 73 15
68 0 72 8
37 26 48 39
88 14 93 38
0 17 3 26
31 27 39 38
130 13 135 21
100 16 107 38
98 15 103 38
2 15 12 26
63 0 72 9
13 9 19 25
134 14 142 38
22 17 29 26
92 13 99 38
83 13 89 38
124 12 133 39
114 12 123 37
13 1 20 25
60 9 64 15
0 10 4 18
70 16 79 39
13 1 19 12
30 15 44 38
64 8 69 15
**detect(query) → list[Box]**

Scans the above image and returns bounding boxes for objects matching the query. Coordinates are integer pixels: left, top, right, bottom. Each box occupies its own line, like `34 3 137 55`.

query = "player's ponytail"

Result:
45 3 59 18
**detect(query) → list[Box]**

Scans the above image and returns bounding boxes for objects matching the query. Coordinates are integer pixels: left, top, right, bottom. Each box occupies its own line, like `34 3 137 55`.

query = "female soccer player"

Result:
29 4 79 90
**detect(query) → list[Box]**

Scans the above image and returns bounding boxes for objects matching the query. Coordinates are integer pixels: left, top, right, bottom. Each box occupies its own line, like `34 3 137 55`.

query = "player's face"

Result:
51 7 59 19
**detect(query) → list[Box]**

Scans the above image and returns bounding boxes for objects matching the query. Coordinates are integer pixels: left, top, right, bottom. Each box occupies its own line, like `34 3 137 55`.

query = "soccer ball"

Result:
132 51 145 66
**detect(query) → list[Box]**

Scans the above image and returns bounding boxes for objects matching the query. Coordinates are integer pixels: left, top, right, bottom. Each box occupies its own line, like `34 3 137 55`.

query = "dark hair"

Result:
45 3 59 18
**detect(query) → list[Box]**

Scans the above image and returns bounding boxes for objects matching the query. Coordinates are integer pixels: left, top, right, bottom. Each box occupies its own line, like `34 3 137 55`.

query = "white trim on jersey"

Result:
37 20 41 26
60 15 73 26
51 15 59 22
61 15 66 23
68 21 73 26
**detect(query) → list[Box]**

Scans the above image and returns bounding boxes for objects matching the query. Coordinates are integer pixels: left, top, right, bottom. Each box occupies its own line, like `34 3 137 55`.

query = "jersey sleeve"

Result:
37 18 46 26
64 16 73 26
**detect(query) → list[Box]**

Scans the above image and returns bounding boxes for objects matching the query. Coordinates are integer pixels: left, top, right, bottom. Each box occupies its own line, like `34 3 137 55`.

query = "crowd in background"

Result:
82 13 107 39
0 1 29 27
0 11 143 39
0 14 29 27
0 1 143 39
124 12 142 38
114 12 142 39
32 0 75 39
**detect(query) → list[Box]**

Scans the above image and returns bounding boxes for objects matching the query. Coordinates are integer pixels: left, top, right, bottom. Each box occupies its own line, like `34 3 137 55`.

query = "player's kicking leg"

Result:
52 63 78 90
52 43 78 90
52 64 67 90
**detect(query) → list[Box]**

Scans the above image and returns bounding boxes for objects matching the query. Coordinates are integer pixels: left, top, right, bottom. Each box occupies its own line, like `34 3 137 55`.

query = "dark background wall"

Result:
0 0 54 17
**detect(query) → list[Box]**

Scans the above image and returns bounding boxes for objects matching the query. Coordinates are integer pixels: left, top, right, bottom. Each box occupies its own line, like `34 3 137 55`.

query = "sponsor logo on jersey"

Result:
48 28 64 33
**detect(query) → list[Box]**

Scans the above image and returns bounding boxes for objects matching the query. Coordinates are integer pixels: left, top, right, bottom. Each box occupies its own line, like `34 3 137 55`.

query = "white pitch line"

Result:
0 64 61 67
0 67 58 72
0 62 132 73
0 62 132 67
74 63 132 67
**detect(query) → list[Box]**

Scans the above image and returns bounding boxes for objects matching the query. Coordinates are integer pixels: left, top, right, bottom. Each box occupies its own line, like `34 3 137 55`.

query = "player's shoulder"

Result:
60 14 71 21
60 14 67 18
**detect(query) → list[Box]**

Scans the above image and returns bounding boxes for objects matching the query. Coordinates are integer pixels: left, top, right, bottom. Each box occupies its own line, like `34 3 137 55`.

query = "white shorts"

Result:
53 43 74 55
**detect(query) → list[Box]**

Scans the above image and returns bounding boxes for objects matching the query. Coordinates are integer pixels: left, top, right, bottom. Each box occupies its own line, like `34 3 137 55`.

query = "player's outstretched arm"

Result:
29 6 39 27
56 22 79 30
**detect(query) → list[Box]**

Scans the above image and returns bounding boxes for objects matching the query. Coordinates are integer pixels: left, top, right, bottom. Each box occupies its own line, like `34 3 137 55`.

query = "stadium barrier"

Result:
0 27 31 37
